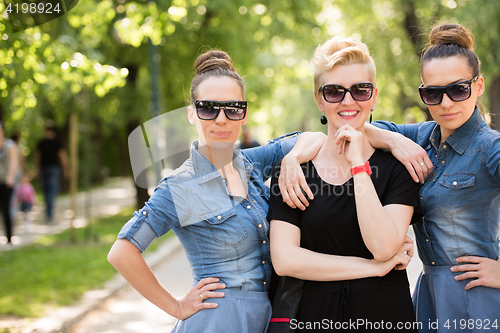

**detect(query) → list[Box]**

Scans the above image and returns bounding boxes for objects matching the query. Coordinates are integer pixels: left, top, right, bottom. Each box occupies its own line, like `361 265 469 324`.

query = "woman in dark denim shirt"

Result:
107 50 327 333
366 23 500 332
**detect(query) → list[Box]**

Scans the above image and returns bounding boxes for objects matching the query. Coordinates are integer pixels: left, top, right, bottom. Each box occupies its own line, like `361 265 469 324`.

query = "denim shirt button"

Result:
263 281 267 285
442 160 445 164
246 205 251 209
426 238 429 242
262 240 267 244
142 211 147 216
217 215 222 220
253 200 257 203
453 181 457 185
258 224 262 228
431 262 435 265
262 261 266 264
443 145 447 149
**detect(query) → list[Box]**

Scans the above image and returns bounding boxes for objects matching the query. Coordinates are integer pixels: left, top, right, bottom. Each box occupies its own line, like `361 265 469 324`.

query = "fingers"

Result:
464 279 482 291
403 161 420 183
278 178 295 209
455 256 484 264
409 160 426 184
451 264 479 273
300 180 314 201
195 277 221 288
196 278 226 307
285 184 306 211
293 184 309 210
453 271 480 281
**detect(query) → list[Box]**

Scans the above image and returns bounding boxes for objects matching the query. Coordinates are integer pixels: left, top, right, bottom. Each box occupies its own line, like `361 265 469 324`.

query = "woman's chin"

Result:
208 141 236 150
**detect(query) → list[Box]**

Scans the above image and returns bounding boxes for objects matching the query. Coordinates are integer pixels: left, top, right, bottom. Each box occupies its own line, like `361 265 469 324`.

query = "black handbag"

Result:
268 275 305 333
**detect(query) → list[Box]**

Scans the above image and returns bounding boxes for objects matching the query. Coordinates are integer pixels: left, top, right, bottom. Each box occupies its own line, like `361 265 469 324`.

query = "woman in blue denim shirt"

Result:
107 50 328 333
366 23 500 332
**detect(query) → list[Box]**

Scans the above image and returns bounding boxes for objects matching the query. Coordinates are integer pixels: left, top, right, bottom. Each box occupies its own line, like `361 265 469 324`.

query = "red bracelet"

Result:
350 161 372 176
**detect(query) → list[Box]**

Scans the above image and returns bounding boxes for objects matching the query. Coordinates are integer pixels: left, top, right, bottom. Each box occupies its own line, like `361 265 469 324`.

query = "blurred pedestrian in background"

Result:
0 122 18 244
10 132 26 221
239 126 260 149
16 174 36 233
35 121 69 222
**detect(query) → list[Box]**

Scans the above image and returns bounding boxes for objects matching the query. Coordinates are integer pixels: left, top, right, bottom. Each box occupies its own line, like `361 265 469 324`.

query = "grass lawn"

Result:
0 207 172 318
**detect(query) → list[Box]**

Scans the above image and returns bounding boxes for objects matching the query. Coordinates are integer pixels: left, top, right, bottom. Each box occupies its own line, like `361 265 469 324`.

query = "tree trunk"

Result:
127 120 150 210
489 75 500 132
401 0 433 121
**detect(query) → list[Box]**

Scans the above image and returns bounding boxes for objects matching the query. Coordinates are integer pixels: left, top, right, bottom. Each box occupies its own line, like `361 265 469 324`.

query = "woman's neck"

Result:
197 142 236 174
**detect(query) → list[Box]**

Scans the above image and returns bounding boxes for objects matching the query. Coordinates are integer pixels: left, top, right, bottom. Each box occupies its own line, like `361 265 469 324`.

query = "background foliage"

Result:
1 0 500 197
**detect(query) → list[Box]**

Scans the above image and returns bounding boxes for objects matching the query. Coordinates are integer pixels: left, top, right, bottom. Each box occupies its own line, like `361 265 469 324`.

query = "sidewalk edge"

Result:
21 236 182 333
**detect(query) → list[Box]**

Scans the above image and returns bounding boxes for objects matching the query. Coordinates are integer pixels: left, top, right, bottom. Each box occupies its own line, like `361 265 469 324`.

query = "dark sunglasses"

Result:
194 100 247 121
419 76 478 105
320 82 374 103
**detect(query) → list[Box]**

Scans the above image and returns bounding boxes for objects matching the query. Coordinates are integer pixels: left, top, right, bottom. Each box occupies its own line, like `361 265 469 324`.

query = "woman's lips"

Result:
338 111 359 119
213 131 231 137
441 113 458 120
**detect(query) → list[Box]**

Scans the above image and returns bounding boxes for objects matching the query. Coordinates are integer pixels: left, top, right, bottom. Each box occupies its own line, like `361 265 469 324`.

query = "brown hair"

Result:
190 50 244 103
421 23 484 114
421 23 480 76
311 36 377 96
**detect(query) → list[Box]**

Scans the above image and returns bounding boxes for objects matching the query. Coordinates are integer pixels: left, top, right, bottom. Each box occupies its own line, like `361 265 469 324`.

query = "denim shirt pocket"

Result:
437 173 476 214
201 207 248 246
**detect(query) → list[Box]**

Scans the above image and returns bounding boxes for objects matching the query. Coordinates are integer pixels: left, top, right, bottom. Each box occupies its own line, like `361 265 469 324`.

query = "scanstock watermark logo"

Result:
3 0 78 32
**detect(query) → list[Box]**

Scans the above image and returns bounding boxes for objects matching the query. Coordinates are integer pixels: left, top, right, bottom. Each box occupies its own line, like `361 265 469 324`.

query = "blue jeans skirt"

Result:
413 265 500 333
171 289 271 333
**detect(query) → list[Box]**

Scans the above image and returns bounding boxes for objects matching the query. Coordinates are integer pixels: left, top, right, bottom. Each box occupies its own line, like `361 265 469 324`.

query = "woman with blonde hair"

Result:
268 36 420 331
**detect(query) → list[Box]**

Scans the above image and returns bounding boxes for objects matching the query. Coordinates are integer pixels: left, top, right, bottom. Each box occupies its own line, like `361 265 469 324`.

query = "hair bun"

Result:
194 50 236 75
428 23 474 50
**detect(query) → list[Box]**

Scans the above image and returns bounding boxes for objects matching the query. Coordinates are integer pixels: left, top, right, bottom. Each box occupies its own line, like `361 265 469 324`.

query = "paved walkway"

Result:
69 241 191 333
0 177 137 251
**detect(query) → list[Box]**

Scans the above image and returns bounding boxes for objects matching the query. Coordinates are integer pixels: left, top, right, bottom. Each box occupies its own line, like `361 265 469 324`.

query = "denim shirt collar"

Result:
190 141 253 185
429 107 481 155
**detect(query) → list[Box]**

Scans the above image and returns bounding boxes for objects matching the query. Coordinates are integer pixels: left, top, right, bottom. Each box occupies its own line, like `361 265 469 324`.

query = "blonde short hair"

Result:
311 36 377 95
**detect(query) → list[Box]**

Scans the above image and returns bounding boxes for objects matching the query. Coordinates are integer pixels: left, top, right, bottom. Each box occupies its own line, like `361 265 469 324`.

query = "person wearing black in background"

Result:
0 122 18 244
35 121 69 222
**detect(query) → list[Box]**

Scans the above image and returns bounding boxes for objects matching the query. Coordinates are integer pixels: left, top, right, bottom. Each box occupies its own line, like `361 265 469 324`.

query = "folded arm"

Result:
270 221 413 281
364 123 432 183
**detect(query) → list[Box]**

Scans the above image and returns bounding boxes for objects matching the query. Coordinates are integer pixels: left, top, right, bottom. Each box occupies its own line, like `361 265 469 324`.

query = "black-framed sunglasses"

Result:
320 82 374 103
419 76 478 105
194 100 247 121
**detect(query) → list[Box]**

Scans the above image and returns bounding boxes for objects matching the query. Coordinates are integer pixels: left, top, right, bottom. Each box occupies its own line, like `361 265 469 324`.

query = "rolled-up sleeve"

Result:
372 121 422 143
118 178 181 252
242 131 300 181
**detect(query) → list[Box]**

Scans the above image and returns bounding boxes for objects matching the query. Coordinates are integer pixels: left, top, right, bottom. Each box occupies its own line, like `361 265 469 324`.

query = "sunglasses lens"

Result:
351 83 373 101
447 82 471 102
323 85 345 103
223 106 245 120
197 103 219 120
420 88 443 105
